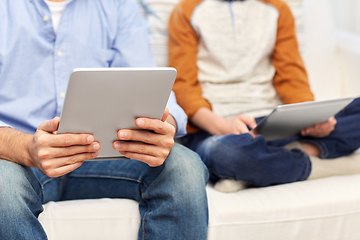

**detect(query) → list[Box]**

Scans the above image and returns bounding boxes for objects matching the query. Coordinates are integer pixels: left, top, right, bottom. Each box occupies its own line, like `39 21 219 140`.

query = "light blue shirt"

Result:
0 0 187 137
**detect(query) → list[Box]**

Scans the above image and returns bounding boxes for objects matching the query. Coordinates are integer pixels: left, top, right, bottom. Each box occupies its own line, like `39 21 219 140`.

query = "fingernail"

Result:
119 131 126 139
114 142 121 150
93 143 100 151
92 152 98 157
87 135 94 143
137 119 145 127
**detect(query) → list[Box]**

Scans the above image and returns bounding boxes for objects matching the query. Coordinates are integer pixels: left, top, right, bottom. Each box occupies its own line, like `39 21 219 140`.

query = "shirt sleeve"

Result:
0 121 11 128
168 0 211 123
111 0 188 137
166 91 188 138
271 1 314 104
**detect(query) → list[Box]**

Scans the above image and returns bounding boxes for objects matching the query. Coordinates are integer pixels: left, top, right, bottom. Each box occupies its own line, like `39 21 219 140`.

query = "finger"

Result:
238 115 257 129
117 129 174 147
42 151 98 172
113 141 166 158
249 130 258 138
38 117 60 133
38 142 100 160
134 118 175 136
327 116 336 124
161 108 169 122
329 116 337 126
316 116 336 129
48 133 95 147
236 121 250 134
314 120 333 133
301 126 314 136
119 151 165 167
42 161 85 178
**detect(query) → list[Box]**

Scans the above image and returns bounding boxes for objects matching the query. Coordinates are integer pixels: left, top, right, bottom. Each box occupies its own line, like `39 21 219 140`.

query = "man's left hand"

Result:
113 108 175 167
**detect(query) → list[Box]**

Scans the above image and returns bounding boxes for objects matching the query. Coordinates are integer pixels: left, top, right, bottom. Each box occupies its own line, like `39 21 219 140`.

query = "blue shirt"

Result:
0 0 187 137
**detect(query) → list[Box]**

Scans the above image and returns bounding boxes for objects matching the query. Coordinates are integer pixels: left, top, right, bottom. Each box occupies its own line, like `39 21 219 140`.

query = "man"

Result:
169 0 360 192
0 0 209 239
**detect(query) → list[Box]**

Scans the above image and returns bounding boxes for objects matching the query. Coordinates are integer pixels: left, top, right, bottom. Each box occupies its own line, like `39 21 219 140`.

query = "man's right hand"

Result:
28 117 100 178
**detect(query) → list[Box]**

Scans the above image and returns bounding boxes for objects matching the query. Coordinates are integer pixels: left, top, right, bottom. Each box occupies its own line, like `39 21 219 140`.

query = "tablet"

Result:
57 67 177 160
254 97 354 141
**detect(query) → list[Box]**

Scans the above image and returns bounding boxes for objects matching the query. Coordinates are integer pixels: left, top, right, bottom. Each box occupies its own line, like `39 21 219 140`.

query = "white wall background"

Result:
328 0 360 35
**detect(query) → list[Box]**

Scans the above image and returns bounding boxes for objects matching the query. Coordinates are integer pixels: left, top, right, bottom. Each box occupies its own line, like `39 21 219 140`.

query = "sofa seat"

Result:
39 170 360 240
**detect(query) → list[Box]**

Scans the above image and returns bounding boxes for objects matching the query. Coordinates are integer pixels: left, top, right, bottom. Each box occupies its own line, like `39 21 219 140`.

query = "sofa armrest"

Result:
336 30 360 98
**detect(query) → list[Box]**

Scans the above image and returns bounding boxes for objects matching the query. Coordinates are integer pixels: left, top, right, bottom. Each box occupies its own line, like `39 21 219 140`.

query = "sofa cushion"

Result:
39 174 360 240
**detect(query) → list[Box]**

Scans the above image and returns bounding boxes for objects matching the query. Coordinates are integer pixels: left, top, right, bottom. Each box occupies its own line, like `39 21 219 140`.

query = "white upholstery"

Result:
39 173 360 240
207 174 360 240
39 0 360 239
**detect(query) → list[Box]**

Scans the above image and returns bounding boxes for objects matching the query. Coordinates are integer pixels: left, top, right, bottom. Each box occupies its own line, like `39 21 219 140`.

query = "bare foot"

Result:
214 179 247 193
300 142 321 157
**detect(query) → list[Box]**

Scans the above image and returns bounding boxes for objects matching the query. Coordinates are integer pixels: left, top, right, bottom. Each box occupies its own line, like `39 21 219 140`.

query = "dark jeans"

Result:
180 98 360 187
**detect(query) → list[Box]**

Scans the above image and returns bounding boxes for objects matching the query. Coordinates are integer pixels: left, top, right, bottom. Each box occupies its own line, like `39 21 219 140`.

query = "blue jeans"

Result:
180 98 360 187
0 143 209 240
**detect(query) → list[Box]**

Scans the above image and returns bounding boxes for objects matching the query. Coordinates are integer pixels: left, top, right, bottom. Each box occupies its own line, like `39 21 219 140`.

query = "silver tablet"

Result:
57 67 177 160
254 97 354 141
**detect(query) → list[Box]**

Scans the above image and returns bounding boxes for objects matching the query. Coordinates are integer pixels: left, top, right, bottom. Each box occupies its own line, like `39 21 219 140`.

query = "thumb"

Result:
38 117 60 133
161 108 169 122
238 115 257 129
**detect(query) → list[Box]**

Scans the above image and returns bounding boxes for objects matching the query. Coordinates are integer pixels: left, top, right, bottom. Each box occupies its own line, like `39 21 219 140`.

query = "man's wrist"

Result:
0 127 34 167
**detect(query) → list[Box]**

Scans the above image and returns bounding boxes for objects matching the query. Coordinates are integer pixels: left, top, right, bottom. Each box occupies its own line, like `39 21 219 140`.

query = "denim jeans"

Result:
180 98 360 187
0 143 209 240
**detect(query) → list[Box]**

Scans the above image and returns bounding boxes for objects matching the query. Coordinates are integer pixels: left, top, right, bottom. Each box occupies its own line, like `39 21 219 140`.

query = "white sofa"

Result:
39 0 360 239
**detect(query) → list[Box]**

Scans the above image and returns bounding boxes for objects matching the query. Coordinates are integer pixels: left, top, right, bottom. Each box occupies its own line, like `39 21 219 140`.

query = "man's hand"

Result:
301 116 337 138
113 108 175 167
28 117 100 178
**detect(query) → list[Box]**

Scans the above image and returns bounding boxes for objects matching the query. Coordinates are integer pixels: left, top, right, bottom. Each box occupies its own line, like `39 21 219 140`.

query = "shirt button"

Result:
57 51 62 57
60 92 65 98
43 15 49 22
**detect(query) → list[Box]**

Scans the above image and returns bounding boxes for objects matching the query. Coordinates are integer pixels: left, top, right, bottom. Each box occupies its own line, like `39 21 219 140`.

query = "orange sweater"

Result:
169 0 314 133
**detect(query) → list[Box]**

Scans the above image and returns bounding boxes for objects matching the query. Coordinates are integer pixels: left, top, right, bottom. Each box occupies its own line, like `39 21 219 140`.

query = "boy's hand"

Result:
216 114 257 136
301 116 337 138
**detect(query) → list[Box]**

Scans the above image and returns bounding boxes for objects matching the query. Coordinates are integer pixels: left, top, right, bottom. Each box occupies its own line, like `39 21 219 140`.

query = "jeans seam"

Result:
141 193 151 240
298 155 312 181
68 173 146 185
38 178 54 199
